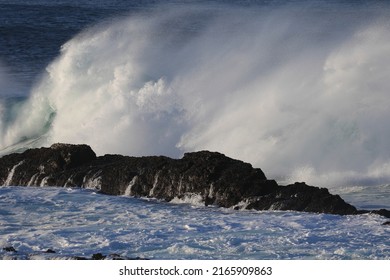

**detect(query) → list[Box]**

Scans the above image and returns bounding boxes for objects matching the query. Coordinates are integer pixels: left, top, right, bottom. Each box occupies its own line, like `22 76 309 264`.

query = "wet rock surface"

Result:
0 143 388 217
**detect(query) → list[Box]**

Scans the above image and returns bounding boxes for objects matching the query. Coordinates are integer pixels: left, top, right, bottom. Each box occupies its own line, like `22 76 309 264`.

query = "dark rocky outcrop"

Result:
91 253 106 260
0 143 388 217
3 246 17 253
0 143 96 187
358 209 390 219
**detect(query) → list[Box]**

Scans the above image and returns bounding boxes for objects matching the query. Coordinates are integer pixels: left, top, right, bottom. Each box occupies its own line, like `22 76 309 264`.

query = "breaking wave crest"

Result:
1 3 390 187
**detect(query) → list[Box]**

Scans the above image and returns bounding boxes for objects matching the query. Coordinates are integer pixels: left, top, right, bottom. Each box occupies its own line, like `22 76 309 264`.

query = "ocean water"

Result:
0 186 388 260
0 0 389 259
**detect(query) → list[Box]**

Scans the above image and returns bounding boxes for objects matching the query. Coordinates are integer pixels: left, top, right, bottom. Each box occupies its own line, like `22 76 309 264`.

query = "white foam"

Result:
27 173 39 187
40 176 49 187
170 193 204 206
149 172 160 197
124 176 138 196
3 161 24 186
0 186 389 260
82 170 102 190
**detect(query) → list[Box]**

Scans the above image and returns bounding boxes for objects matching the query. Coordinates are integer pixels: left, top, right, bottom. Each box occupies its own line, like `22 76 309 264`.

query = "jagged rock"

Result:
0 143 388 217
0 143 96 187
357 209 390 218
370 209 390 218
91 253 106 260
244 182 357 215
3 246 17 252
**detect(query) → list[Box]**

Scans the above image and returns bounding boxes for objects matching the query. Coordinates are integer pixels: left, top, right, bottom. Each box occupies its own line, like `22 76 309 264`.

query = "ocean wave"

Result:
1 3 390 187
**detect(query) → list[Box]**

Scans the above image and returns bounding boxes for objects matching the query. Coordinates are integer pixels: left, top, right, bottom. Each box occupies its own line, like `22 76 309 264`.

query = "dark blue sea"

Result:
0 0 389 259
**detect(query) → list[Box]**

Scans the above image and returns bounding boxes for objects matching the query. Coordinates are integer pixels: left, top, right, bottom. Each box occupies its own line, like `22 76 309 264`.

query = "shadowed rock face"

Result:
0 143 389 218
0 143 96 187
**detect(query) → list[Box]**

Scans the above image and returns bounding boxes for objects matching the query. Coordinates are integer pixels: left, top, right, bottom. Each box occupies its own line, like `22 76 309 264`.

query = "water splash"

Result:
1 3 390 187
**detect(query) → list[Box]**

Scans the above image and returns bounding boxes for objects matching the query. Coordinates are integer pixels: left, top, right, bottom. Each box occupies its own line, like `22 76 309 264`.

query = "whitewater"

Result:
0 0 389 259
0 186 389 260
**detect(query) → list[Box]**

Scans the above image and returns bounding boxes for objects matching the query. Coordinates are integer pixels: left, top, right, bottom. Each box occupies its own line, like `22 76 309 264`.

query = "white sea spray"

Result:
1 4 390 187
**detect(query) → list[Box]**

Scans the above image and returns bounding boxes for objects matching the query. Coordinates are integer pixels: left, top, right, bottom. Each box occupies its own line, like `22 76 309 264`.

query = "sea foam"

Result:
0 186 388 260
